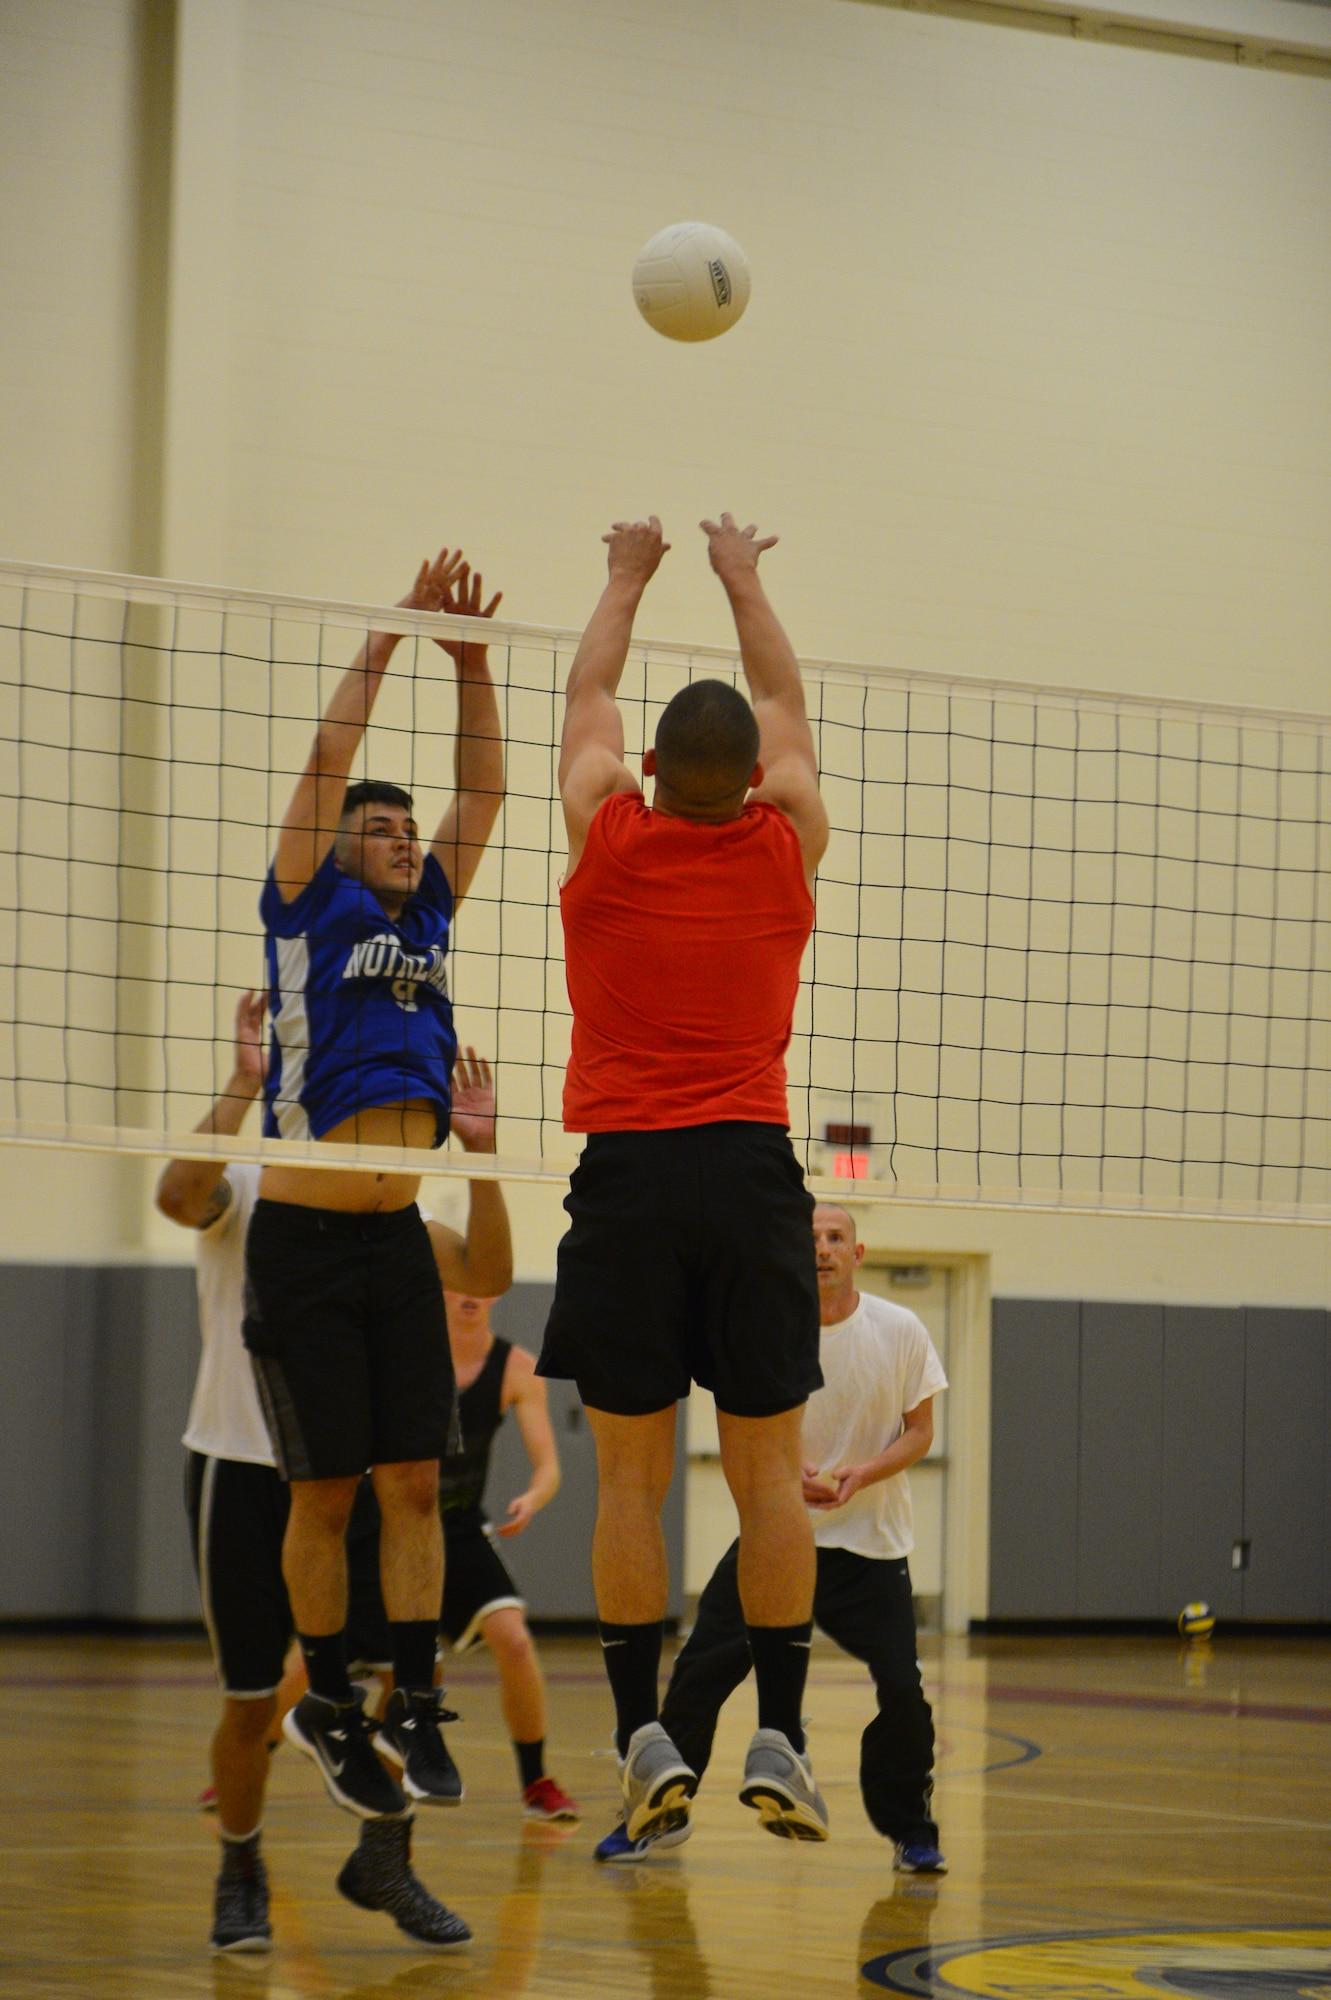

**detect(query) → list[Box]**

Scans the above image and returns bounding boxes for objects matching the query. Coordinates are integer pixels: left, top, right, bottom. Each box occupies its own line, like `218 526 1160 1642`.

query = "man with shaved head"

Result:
595 1201 949 1873
540 512 830 1850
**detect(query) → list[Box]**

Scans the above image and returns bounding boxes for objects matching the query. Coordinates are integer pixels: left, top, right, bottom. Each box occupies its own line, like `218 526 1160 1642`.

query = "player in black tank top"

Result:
344 1302 579 1821
439 1336 511 1522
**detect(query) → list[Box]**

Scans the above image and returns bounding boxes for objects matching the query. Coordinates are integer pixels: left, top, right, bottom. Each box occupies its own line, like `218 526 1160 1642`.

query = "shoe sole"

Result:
522 1805 580 1821
281 1710 405 1820
739 1781 830 1842
894 1859 949 1874
624 1770 697 1843
209 1935 272 1955
373 1732 464 1806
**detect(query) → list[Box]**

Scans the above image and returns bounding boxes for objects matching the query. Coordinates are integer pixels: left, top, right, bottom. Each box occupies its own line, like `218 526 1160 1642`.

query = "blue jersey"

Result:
260 849 457 1144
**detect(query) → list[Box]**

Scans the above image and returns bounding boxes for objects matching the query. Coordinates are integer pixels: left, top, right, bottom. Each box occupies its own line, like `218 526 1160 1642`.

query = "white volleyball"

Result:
632 222 751 343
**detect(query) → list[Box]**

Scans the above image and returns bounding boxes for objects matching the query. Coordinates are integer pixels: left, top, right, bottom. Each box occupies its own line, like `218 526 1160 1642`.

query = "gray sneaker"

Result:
619 1722 697 1842
739 1728 829 1841
337 1816 471 1949
209 1848 272 1954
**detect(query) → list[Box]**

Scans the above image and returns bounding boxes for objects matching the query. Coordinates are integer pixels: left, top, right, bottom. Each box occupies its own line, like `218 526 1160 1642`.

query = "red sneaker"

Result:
521 1776 580 1821
197 1783 218 1813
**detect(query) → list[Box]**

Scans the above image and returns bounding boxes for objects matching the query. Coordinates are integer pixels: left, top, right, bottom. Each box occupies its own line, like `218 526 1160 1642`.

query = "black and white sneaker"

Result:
337 1816 471 1948
282 1690 408 1819
209 1848 272 1954
374 1687 464 1805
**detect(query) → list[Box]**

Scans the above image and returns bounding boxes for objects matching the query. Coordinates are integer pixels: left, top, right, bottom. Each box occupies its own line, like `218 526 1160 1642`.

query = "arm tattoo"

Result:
197 1178 233 1230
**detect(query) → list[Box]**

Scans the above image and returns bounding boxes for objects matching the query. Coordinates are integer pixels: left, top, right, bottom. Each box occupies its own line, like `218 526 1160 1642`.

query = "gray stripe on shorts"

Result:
195 1455 223 1684
249 1354 311 1482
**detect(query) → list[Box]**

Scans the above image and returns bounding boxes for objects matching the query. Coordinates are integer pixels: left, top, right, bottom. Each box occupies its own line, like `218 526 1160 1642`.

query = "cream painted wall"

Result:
0 0 158 573
207 0 1331 711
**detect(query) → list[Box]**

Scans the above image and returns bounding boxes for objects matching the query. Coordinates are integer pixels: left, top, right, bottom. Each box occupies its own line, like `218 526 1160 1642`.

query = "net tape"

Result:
1 560 1328 1223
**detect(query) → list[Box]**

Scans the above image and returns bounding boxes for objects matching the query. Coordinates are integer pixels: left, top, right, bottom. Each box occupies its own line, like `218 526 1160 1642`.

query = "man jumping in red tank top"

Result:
537 512 831 1851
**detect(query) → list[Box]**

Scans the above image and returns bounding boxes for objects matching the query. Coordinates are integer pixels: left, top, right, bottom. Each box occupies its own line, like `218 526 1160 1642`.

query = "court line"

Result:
936 1679 1331 1725
5 1666 1330 1727
948 1778 1331 1835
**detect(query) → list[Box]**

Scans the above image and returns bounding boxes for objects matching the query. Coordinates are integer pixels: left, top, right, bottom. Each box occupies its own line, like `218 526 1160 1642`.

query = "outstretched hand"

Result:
434 560 503 666
700 512 778 582
231 989 268 1088
603 515 671 585
399 547 470 614
450 1046 496 1152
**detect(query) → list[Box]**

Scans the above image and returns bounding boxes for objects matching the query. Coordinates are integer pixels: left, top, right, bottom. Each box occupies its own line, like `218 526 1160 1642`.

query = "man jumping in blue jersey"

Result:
242 548 504 1874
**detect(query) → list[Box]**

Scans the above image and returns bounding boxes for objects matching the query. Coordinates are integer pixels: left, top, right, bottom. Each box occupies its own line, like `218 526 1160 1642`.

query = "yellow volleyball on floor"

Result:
1177 1601 1216 1639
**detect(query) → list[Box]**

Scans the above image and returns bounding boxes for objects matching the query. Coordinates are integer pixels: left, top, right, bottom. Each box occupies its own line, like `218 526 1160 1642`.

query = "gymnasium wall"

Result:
0 0 1327 1605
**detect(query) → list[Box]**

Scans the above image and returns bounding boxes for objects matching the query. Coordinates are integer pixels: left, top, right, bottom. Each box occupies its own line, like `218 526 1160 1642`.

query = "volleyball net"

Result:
1 558 1327 1222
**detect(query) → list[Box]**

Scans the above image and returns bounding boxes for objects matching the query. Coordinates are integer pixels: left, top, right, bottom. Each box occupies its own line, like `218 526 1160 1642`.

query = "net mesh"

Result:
1 559 1328 1220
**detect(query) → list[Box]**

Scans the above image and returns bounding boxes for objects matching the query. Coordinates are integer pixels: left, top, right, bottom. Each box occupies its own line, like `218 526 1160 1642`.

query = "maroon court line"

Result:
930 1679 1331 1726
4 1667 1330 1725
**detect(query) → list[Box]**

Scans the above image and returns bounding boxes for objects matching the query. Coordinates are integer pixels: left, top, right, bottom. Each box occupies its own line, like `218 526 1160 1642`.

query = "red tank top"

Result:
561 791 814 1133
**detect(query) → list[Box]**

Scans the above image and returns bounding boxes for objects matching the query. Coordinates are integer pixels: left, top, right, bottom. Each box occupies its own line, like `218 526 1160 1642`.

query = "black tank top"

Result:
439 1336 511 1520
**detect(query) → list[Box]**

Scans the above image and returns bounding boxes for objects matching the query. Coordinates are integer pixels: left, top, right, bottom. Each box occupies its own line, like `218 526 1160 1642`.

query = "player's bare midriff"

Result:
259 1099 438 1211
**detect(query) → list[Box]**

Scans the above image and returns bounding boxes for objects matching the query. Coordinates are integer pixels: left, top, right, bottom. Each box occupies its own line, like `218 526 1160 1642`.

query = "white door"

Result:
858 1260 950 1628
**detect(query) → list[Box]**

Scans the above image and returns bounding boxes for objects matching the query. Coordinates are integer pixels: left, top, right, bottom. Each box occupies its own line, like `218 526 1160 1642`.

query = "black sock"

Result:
390 1620 438 1695
298 1630 352 1703
358 1812 413 1851
598 1620 663 1757
219 1828 261 1874
747 1622 812 1753
514 1738 545 1789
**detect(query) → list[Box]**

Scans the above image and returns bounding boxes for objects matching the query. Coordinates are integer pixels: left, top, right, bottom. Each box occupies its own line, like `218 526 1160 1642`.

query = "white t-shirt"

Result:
801 1290 948 1561
180 1162 275 1467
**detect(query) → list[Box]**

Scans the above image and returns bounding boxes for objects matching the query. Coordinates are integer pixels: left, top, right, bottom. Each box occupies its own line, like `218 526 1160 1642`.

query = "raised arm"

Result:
559 517 670 873
428 562 506 909
425 1050 514 1300
271 548 468 904
494 1351 561 1538
154 991 265 1229
701 514 829 878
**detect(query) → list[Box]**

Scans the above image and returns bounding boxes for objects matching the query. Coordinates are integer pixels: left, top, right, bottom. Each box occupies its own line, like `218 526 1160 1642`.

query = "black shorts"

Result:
343 1483 523 1668
185 1451 292 1697
536 1122 822 1419
243 1199 453 1482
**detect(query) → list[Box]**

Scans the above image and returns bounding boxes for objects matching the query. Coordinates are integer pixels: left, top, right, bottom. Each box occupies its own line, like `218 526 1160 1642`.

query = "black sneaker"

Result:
374 1688 464 1805
337 1817 471 1948
209 1848 272 1954
282 1689 408 1819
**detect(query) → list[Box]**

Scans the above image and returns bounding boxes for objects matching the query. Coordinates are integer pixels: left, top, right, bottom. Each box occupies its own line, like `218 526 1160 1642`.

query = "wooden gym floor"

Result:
1 1627 1328 1998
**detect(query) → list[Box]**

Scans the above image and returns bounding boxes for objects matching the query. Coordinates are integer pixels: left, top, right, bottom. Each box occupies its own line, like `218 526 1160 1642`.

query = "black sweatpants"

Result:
661 1539 938 1846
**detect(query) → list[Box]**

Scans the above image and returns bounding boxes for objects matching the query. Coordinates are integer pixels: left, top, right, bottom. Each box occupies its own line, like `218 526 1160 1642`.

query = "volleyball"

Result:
1177 1601 1216 1640
632 221 751 342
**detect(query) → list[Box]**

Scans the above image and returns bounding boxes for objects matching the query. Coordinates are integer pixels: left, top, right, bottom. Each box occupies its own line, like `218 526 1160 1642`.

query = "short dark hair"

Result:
340 780 414 821
654 680 759 804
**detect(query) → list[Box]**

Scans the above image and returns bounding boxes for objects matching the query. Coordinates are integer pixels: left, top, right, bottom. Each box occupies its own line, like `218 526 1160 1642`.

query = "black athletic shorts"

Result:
243 1199 452 1481
185 1451 292 1697
536 1122 822 1418
343 1483 523 1668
